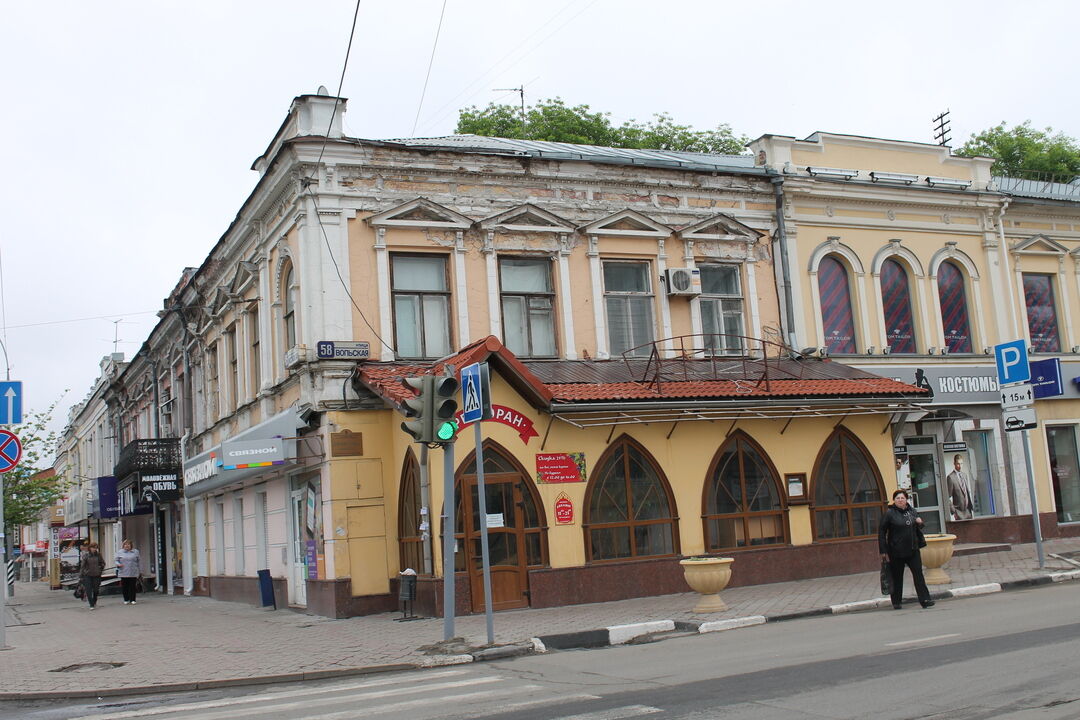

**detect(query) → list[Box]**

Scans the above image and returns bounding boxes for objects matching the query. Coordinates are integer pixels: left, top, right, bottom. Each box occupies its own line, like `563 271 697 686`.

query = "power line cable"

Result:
304 0 394 356
418 0 599 135
415 0 578 134
2 310 159 330
411 0 449 137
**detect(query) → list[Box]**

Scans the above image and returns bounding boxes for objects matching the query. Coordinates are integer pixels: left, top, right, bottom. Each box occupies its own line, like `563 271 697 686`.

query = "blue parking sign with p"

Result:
994 340 1030 386
0 381 22 425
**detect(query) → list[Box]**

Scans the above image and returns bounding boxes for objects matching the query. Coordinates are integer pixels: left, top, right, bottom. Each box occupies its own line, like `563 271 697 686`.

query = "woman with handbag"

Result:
78 542 106 609
115 539 142 605
878 489 934 610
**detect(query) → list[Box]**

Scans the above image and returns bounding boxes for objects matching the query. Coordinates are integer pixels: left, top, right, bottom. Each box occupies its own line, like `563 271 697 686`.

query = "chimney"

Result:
252 86 347 176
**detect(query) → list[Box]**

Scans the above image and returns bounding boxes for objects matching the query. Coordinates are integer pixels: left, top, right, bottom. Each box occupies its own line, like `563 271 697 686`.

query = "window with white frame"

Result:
225 324 239 410
247 311 261 397
603 260 654 357
205 342 219 423
282 265 297 350
500 257 556 357
391 254 451 358
698 263 745 354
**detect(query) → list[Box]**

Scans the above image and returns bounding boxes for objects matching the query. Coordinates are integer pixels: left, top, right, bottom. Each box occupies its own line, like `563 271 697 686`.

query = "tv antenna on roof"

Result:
493 85 527 138
932 109 952 146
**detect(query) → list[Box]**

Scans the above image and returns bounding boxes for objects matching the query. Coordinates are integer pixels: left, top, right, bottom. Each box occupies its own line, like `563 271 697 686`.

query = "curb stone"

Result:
2 568 1078 701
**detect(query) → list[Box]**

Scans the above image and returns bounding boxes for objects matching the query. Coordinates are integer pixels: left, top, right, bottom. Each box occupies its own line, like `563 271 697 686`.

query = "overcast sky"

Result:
2 0 1076 446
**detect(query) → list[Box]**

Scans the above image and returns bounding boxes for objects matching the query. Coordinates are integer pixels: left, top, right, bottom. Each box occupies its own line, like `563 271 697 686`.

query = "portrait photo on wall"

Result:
894 454 912 491
945 449 977 520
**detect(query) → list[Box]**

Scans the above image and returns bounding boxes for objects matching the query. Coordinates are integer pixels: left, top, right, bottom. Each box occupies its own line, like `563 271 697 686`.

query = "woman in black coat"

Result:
878 489 934 610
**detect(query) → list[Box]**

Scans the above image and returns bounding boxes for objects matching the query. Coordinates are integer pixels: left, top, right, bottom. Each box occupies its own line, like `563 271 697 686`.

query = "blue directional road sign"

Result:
0 429 22 473
994 340 1030 386
0 382 21 425
461 363 485 424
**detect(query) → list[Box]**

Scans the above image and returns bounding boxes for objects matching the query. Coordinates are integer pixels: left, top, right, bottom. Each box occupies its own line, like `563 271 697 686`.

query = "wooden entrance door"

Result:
460 472 530 612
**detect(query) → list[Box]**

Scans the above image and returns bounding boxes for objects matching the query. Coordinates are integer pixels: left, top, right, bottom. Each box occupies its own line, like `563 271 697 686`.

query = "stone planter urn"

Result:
680 557 734 613
921 533 957 585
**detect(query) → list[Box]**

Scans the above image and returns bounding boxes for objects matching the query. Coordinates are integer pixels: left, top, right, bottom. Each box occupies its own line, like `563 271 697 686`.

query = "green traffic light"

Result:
435 420 458 442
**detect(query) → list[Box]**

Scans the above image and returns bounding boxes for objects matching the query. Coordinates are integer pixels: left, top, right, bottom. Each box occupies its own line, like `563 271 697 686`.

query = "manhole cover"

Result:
50 662 126 673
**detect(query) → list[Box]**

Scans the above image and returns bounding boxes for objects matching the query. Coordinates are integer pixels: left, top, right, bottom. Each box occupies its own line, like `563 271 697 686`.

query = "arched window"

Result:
818 256 857 354
585 436 679 561
881 259 916 354
282 264 297 349
703 433 787 551
937 261 973 353
398 450 423 573
812 429 886 540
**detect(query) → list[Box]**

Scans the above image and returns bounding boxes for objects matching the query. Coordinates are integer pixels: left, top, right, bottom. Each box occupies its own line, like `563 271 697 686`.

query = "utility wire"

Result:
417 0 599 135
411 0 449 137
2 310 159 330
304 0 394 356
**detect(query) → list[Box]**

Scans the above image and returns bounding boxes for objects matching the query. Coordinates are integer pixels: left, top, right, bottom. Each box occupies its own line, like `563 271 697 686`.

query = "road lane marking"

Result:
117 677 507 720
303 685 543 720
74 670 478 720
556 706 662 719
885 633 960 647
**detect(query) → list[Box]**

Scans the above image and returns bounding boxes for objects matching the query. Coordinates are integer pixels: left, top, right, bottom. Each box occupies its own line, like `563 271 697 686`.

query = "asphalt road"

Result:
7 582 1080 720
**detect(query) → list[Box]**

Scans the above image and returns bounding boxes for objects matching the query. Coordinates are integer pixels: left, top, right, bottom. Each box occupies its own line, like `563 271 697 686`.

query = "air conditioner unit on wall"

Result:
665 267 701 296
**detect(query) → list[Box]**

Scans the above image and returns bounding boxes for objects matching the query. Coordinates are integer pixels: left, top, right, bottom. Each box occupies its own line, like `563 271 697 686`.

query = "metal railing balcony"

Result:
113 438 181 480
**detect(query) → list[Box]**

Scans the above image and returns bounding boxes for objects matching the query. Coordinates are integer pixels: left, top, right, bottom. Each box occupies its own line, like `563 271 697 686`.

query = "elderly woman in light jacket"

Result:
115 539 141 605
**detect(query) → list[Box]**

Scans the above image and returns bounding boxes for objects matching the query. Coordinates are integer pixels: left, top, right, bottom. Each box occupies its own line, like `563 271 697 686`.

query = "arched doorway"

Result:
456 441 548 612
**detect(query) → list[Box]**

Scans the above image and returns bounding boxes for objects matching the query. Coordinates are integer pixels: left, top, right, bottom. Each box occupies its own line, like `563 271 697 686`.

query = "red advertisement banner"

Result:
536 452 586 483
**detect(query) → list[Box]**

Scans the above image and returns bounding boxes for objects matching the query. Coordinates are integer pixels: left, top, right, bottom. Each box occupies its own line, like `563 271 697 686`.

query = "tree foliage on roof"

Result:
957 121 1080 180
456 98 750 155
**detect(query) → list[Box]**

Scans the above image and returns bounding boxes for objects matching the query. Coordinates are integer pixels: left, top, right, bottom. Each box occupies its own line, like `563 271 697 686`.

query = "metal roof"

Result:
996 175 1080 202
377 134 761 174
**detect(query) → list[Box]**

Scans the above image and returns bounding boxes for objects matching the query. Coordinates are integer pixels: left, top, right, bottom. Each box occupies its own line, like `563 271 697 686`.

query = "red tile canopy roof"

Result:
356 336 930 425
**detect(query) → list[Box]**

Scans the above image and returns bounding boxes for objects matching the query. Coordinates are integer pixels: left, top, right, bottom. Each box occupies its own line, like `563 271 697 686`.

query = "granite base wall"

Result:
946 511 1080 544
201 575 288 609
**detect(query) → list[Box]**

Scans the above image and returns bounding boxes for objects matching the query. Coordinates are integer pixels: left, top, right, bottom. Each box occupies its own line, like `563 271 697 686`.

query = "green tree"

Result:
957 121 1080 179
456 98 749 154
2 402 65 532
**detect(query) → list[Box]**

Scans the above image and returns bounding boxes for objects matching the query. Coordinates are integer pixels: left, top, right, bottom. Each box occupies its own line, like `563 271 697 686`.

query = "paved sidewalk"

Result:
2 538 1079 699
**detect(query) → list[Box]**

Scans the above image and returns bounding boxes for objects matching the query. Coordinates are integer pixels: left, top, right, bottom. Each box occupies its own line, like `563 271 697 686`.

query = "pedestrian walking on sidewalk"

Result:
878 489 934 610
116 539 142 605
78 542 106 610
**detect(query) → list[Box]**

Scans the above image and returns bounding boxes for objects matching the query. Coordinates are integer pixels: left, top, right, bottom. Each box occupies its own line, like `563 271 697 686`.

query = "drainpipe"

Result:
770 174 798 350
996 197 1018 338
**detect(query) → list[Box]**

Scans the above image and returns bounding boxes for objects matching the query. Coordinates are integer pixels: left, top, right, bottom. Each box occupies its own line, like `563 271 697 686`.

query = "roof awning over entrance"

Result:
356 336 931 429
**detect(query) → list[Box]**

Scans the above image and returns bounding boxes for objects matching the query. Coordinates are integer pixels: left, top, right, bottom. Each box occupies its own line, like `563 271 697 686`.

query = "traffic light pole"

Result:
442 442 456 641
473 422 494 646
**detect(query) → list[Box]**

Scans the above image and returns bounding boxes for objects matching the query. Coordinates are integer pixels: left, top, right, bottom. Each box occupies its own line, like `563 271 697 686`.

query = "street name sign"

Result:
994 340 1030 386
0 382 22 425
1000 383 1034 411
315 341 370 360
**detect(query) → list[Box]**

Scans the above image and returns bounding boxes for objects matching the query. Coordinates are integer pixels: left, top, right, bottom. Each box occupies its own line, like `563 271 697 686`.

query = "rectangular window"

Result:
500 257 556 357
603 261 654 357
1023 273 1061 352
391 255 451 358
699 263 745 355
1047 425 1080 523
206 343 219 422
247 311 261 396
225 325 239 410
